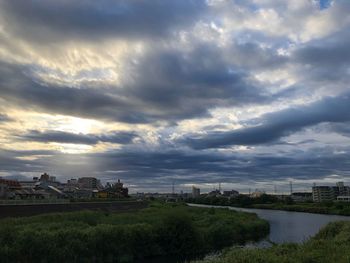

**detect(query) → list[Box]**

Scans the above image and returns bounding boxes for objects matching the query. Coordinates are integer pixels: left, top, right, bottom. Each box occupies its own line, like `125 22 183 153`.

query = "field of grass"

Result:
0 202 269 262
192 221 350 263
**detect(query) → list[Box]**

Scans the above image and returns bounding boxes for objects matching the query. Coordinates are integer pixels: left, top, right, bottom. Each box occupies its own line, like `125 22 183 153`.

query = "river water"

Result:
188 203 350 244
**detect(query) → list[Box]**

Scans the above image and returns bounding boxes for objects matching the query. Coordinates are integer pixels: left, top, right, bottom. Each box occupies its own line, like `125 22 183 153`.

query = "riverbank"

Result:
187 195 350 216
0 202 269 262
192 220 350 263
251 202 350 216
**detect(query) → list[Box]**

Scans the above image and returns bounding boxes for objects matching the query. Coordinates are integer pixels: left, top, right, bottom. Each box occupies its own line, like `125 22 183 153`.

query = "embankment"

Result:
0 200 147 218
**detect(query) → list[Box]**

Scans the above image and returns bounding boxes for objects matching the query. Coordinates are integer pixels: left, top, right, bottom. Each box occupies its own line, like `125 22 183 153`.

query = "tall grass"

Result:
192 221 350 263
0 202 269 262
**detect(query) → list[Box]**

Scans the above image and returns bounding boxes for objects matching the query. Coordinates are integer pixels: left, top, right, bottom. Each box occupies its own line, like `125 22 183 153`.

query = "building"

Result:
250 191 265 198
337 196 350 202
0 183 9 198
334 182 350 196
291 192 312 202
98 179 128 198
78 177 98 189
40 173 50 182
0 178 21 198
313 182 350 202
223 190 239 198
192 186 200 198
12 189 49 200
312 186 335 202
19 177 40 189
67 178 78 186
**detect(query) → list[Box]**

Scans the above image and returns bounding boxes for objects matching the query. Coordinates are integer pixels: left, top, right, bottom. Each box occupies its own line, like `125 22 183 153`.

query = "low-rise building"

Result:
291 192 312 202
98 179 128 198
208 189 221 197
223 190 239 198
78 177 100 189
250 191 265 198
0 183 9 198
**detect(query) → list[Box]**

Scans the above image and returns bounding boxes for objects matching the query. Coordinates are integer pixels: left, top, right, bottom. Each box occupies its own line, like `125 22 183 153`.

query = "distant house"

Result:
223 190 239 198
291 192 312 202
0 178 21 199
0 178 21 190
78 177 99 189
0 183 9 199
98 179 128 198
250 191 265 198
12 189 49 200
208 189 221 197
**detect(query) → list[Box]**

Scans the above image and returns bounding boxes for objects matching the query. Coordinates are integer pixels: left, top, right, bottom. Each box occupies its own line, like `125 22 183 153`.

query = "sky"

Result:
0 0 350 193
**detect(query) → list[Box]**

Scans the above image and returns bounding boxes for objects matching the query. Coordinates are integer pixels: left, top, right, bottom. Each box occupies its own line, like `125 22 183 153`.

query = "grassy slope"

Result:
0 202 269 262
192 221 350 263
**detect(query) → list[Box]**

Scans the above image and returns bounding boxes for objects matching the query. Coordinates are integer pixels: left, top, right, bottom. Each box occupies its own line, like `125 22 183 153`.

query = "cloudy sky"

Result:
0 0 349 193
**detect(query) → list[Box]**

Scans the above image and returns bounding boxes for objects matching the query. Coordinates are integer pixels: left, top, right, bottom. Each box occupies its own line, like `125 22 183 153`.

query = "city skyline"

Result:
0 0 350 192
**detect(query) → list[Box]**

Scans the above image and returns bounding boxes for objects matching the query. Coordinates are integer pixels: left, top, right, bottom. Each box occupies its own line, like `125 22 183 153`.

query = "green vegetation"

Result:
0 202 269 262
192 221 350 263
251 202 350 216
187 195 350 216
187 194 286 208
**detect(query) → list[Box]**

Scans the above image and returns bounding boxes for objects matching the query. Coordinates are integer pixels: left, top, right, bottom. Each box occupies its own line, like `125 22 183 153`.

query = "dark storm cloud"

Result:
0 0 207 42
0 149 46 173
330 122 350 137
293 26 350 86
0 43 277 124
118 44 283 120
183 94 350 149
295 39 350 67
0 62 152 124
20 130 137 145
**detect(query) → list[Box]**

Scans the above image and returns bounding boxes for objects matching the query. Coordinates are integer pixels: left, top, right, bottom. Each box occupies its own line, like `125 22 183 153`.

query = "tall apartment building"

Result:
192 186 200 197
312 186 335 202
312 182 350 202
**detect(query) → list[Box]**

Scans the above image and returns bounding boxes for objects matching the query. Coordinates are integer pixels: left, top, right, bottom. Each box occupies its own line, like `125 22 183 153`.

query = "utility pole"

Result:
290 181 293 195
172 181 175 195
274 185 277 194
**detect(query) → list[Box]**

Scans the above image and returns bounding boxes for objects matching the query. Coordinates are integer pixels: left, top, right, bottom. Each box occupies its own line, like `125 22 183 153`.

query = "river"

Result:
188 203 350 244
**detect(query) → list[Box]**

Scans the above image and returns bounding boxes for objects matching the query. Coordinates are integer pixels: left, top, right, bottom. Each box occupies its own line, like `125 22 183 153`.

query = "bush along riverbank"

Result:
187 195 350 216
0 202 269 262
192 220 350 263
251 202 350 216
